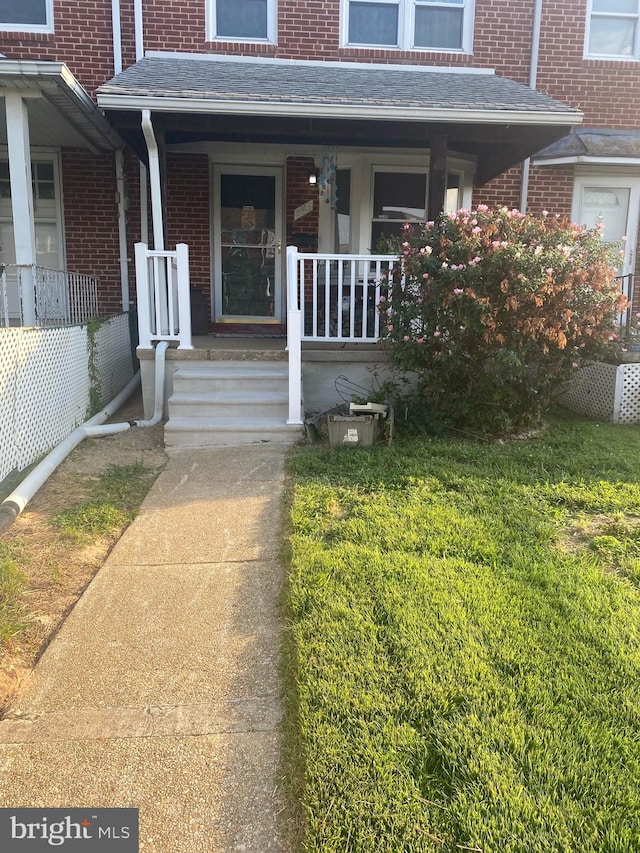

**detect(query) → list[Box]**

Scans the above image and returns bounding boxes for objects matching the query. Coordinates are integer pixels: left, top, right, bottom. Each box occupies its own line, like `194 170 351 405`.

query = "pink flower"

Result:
422 273 430 280
378 295 386 302
471 226 482 234
477 204 488 212
387 324 394 331
416 338 424 344
403 335 410 341
572 362 578 368
453 288 463 295
434 330 441 337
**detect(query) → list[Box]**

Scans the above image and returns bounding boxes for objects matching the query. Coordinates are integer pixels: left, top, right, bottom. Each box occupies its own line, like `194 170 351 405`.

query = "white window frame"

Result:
584 0 640 60
340 0 474 53
0 0 54 33
206 0 277 43
0 149 65 269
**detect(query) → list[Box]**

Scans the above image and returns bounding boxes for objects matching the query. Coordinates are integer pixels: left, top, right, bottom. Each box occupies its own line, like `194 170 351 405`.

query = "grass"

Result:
285 411 640 852
0 462 158 652
0 546 27 644
51 461 158 541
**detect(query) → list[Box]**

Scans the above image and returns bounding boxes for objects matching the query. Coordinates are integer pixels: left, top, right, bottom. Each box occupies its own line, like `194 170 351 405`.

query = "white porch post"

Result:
5 92 38 325
286 245 303 425
176 242 193 350
134 242 152 347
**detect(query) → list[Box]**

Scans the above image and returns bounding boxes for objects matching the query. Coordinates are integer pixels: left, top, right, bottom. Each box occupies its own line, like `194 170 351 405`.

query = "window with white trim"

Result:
207 0 276 42
585 0 640 59
370 168 462 249
0 0 53 32
0 156 64 270
343 0 473 51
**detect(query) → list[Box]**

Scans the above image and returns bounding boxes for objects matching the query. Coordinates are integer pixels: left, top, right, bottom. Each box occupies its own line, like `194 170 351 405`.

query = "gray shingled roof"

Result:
535 127 640 160
98 55 580 118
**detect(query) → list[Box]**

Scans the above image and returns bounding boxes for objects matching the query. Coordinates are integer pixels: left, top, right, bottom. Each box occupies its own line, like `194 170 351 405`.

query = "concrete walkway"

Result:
0 444 292 853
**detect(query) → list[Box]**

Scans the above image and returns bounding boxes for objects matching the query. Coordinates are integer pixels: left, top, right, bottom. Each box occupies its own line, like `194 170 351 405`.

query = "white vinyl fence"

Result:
0 313 134 484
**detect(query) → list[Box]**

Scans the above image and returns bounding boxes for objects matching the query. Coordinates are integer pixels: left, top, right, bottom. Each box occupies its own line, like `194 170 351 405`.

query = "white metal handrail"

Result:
285 247 401 424
134 242 193 350
0 264 100 327
292 252 400 343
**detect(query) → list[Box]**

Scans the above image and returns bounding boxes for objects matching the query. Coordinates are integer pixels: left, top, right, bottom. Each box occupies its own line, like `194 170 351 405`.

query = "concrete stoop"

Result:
164 361 303 447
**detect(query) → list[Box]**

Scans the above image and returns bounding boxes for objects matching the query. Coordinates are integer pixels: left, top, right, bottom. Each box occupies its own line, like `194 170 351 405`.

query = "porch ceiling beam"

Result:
475 129 573 184
428 131 447 222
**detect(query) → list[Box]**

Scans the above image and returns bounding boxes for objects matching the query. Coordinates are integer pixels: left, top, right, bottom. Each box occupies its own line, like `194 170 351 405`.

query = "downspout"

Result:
115 150 130 312
134 0 149 250
520 0 544 213
111 2 129 311
111 0 123 75
141 109 165 251
0 341 168 536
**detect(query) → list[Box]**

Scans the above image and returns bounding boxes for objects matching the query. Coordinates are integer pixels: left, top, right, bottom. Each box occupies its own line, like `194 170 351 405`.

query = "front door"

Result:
572 175 640 296
213 166 283 323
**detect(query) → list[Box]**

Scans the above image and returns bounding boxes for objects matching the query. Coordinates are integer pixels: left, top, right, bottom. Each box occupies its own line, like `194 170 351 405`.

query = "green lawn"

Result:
285 412 640 852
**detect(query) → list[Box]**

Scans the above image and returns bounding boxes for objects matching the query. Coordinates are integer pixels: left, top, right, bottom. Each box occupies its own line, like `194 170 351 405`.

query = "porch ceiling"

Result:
97 54 582 185
0 60 123 153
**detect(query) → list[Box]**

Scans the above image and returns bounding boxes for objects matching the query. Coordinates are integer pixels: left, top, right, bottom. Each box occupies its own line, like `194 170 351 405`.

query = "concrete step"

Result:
164 417 302 447
168 390 289 420
165 360 301 448
172 364 288 394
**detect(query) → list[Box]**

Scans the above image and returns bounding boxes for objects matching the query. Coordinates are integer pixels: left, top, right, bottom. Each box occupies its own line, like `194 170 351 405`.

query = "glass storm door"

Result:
213 167 282 322
573 177 640 276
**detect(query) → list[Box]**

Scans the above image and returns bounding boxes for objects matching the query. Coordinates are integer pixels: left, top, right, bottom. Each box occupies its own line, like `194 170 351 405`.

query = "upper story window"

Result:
207 0 277 42
0 0 53 32
586 0 640 59
343 0 473 52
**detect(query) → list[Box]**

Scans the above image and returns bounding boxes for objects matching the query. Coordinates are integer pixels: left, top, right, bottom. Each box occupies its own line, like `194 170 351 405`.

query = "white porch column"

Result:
286 246 303 425
5 92 38 325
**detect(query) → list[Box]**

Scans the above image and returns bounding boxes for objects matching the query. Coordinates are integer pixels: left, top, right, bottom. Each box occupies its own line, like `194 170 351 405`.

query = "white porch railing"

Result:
286 246 401 424
134 242 193 349
0 264 100 327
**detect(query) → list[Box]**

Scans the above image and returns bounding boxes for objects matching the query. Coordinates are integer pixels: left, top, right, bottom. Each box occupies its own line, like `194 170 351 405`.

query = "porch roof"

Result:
533 127 640 166
0 60 123 153
97 54 582 184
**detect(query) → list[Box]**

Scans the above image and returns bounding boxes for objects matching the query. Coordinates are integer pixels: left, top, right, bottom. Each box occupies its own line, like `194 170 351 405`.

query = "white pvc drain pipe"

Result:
0 341 168 535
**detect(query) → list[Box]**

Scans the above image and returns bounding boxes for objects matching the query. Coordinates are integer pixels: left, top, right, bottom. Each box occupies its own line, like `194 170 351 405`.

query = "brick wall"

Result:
0 0 118 94
3 0 639 133
61 149 123 314
5 0 640 318
166 153 211 313
286 157 319 253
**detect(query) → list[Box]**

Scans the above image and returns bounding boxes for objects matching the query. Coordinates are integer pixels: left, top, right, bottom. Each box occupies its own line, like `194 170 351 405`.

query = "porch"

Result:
0 263 100 327
135 244 394 444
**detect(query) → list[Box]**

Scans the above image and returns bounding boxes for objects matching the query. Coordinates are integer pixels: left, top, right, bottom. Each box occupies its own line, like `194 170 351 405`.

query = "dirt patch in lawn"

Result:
0 389 167 714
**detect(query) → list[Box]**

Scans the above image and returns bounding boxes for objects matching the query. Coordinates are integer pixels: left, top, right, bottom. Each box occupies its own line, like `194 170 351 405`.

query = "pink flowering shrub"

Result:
380 206 627 435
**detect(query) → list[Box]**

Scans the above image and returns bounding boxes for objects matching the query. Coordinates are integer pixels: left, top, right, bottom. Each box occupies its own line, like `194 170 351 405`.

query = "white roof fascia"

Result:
533 155 640 166
0 60 123 150
96 93 582 127
143 50 497 76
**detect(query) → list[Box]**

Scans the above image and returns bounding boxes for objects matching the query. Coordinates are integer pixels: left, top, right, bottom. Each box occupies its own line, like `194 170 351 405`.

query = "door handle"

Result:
277 240 282 253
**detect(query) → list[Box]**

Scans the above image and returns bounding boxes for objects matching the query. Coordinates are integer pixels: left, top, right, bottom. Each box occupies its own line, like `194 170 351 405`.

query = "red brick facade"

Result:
2 0 639 316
